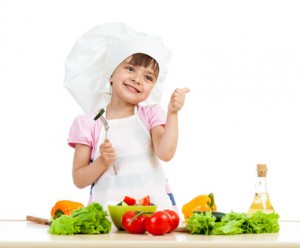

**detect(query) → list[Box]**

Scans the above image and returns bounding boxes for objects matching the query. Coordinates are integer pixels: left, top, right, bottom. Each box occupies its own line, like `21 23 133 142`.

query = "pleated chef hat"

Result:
63 22 171 114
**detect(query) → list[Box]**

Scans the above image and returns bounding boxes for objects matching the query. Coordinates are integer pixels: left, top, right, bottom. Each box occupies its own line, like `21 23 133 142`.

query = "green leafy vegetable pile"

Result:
186 211 280 235
49 202 111 235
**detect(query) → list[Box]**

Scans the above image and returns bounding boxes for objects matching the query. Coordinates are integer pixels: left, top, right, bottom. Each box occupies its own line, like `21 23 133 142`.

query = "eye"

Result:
145 75 154 82
126 66 134 72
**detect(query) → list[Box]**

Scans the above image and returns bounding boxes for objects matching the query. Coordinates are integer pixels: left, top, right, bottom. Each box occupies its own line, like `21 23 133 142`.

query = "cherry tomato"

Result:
145 211 172 235
163 209 180 232
123 196 136 206
122 211 148 234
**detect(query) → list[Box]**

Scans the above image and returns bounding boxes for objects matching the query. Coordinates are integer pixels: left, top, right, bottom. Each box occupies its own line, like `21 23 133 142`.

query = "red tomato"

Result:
163 209 180 232
145 211 172 235
121 211 148 234
123 196 136 206
138 195 150 206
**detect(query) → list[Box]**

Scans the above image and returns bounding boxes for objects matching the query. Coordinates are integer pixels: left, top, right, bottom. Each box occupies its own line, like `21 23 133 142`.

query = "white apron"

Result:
90 107 173 210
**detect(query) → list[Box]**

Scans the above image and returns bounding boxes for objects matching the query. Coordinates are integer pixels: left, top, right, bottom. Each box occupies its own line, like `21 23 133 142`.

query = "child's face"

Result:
110 56 158 105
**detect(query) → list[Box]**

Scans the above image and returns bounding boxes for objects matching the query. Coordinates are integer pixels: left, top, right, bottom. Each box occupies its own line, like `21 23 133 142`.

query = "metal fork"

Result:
94 108 118 175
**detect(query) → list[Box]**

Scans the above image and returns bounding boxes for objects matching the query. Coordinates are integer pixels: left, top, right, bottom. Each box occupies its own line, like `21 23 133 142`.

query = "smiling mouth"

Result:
124 84 140 93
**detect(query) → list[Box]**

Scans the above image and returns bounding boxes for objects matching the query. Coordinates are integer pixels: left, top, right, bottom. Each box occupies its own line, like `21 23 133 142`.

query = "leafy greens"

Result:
186 211 280 235
49 202 111 235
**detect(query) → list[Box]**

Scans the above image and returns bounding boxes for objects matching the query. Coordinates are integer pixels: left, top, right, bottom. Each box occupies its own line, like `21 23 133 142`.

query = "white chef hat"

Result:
63 22 171 114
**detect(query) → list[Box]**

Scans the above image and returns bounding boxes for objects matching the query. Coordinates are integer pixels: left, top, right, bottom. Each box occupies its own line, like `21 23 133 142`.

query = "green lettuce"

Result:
186 211 280 235
49 202 111 235
185 211 216 235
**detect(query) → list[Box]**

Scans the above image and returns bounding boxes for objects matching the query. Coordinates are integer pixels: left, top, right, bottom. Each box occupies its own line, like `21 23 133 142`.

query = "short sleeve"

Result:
67 114 96 148
138 104 166 130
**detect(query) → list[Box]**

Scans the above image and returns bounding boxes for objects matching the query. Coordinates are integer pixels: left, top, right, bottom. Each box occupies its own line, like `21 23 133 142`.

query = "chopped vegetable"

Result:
123 196 136 206
117 195 152 206
51 200 84 219
186 211 280 235
138 195 151 206
182 193 217 220
49 202 111 235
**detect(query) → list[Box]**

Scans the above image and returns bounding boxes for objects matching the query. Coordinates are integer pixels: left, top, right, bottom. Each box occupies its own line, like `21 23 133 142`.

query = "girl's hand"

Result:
168 87 190 113
99 139 115 167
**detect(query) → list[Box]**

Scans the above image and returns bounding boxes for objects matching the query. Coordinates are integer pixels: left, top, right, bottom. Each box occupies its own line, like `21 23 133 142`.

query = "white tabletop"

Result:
1 220 300 248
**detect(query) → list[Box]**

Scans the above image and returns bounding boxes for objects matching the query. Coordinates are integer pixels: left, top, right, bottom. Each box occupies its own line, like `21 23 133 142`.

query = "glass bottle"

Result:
247 164 275 215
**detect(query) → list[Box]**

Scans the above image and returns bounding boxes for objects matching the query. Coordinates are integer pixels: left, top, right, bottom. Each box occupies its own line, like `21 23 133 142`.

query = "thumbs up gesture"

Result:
168 87 190 113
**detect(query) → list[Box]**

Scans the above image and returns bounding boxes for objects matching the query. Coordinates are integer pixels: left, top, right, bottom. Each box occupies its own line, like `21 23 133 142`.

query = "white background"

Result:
1 0 300 221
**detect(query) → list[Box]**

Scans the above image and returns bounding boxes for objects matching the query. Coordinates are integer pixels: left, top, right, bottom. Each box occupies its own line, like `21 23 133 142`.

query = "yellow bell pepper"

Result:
182 193 217 220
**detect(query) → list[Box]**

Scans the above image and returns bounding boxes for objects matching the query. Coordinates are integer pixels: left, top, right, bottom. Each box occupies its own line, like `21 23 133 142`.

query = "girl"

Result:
65 23 189 210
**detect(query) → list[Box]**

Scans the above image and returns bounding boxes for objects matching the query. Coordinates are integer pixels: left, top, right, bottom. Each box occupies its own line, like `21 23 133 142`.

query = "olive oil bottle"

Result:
247 164 275 215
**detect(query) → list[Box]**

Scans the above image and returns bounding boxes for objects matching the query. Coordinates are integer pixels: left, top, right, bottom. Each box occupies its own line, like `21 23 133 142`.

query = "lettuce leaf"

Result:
185 212 216 234
49 202 111 235
246 211 280 234
186 211 280 235
212 219 244 235
49 215 80 235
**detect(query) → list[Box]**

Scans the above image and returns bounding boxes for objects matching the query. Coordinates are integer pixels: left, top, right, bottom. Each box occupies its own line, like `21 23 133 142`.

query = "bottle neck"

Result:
255 176 268 193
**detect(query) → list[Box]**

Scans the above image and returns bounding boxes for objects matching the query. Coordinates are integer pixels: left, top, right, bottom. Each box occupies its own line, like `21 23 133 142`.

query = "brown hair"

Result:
128 53 159 78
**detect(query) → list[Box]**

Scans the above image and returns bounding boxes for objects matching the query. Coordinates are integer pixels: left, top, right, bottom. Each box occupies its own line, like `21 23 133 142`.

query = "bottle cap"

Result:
257 164 267 177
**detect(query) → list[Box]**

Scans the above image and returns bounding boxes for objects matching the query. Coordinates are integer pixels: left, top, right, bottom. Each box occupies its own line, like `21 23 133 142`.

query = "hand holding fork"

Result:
94 108 118 175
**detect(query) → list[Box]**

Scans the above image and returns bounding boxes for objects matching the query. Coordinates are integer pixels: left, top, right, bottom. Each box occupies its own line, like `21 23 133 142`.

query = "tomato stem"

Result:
128 211 154 225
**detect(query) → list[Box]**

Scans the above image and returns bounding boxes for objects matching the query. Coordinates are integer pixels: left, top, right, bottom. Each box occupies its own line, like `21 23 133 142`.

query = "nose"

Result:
131 75 141 84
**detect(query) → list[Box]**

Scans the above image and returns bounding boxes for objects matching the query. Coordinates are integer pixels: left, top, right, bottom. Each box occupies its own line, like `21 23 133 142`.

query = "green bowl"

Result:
107 205 157 230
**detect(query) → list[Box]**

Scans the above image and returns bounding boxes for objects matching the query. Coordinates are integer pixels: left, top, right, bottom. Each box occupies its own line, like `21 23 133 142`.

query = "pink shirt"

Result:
68 104 166 160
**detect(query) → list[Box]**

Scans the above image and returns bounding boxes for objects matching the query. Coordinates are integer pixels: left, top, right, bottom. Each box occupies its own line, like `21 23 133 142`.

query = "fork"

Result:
94 108 118 175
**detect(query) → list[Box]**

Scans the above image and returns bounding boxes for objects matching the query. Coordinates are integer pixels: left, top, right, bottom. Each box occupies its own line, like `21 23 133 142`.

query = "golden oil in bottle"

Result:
247 164 275 215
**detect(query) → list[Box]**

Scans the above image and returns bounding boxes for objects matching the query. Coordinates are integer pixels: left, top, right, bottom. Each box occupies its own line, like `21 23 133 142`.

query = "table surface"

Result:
1 220 300 248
